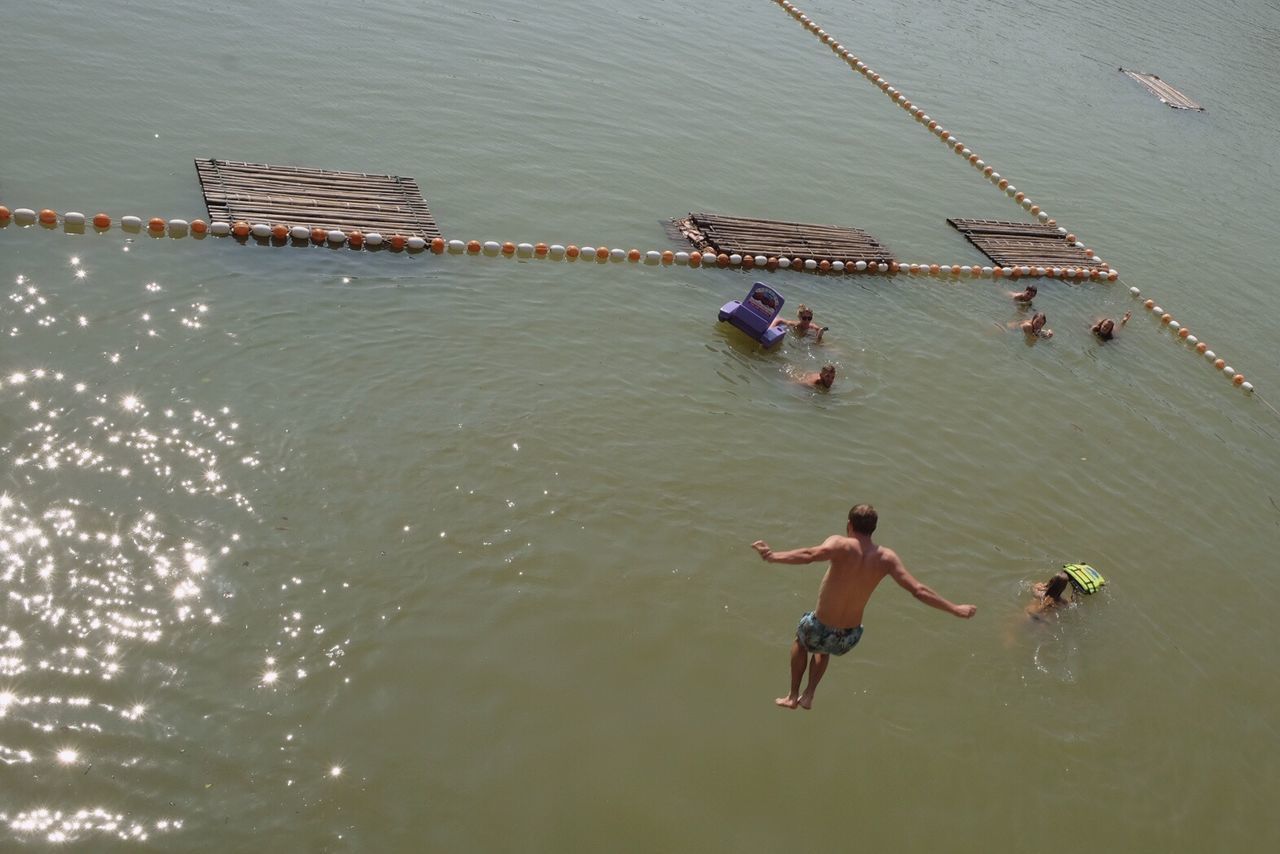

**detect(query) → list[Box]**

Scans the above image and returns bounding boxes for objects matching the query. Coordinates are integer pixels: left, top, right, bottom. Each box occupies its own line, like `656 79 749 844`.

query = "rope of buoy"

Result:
769 1 1113 276
1129 286 1253 393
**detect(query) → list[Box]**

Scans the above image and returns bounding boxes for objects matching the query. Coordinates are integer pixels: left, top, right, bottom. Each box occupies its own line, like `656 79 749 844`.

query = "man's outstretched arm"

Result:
752 537 837 565
885 551 976 618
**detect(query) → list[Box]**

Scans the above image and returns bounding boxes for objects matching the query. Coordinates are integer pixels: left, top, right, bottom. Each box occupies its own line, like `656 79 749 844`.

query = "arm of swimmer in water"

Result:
751 536 839 565
885 551 977 618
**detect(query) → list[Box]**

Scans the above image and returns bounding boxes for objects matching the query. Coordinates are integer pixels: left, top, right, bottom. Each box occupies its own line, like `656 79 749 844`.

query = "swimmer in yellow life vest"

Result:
1027 563 1107 619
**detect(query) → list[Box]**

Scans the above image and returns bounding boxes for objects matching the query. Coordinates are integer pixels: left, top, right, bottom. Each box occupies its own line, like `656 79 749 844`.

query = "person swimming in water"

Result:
798 364 836 389
1009 284 1038 303
1008 312 1053 340
1091 311 1132 341
772 303 828 342
1026 571 1072 620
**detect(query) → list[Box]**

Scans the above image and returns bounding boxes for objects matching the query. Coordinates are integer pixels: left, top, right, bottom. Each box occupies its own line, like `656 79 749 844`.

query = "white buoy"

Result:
990 172 1000 182
1152 305 1164 314
754 255 767 267
960 266 972 275
778 257 791 269
209 221 230 236
167 218 189 235
14 208 37 223
1224 366 1236 377
1129 286 1140 296
982 266 993 277
516 242 534 258
249 222 270 238
290 225 310 240
730 254 744 266
877 262 889 273
610 248 626 262
855 260 868 271
581 246 596 259
64 211 86 226
832 260 845 272
1242 382 1254 393
407 236 427 251
365 232 384 247
1184 335 1197 345
804 259 818 270
121 215 142 230
1037 212 1050 223
1204 350 1216 360
327 230 346 244
645 250 661 265
1169 321 1181 331
445 239 464 253
975 160 986 168
1006 186 1017 197
482 241 501 255
674 251 689 265
549 244 566 259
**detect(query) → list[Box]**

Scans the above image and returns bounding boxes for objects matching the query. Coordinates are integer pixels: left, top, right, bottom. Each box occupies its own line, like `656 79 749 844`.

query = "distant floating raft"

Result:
1119 68 1204 111
194 158 441 237
668 212 894 265
948 219 1105 269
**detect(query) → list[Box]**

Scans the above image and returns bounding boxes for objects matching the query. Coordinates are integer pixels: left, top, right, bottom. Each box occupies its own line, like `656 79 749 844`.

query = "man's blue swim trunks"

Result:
796 611 864 656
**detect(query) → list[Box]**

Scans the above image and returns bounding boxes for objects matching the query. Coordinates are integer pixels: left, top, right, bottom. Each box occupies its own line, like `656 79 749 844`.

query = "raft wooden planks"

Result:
948 218 1104 269
1119 69 1204 111
670 212 894 264
194 158 441 237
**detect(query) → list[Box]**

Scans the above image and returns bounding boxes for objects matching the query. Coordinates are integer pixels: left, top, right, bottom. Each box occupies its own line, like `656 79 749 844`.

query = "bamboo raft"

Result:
1119 69 1204 111
668 212 894 265
194 158 441 237
948 219 1105 269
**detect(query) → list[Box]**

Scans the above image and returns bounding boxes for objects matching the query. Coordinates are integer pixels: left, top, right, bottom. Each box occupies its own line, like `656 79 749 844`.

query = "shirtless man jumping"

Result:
752 504 977 710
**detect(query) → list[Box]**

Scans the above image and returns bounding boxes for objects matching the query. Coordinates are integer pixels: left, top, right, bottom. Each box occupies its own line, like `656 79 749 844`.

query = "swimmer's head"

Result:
848 504 877 535
1031 312 1047 332
1044 571 1071 602
797 304 813 322
1025 284 1038 296
818 364 836 386
1099 319 1115 337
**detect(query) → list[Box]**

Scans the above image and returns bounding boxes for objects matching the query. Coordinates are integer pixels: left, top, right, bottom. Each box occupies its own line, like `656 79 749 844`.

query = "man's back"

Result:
814 534 896 628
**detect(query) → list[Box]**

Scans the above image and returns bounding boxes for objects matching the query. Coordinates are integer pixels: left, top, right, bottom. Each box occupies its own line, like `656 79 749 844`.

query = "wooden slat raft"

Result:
194 158 441 237
669 212 894 265
1119 69 1204 111
948 218 1104 269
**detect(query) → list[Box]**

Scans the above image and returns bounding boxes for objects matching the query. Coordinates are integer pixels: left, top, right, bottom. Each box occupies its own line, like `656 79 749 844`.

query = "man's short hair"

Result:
848 504 877 534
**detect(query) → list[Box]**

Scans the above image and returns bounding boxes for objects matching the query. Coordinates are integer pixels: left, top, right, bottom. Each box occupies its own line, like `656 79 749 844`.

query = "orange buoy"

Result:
1065 233 1076 243
1160 313 1172 324
716 254 730 268
627 249 641 262
1029 205 1041 215
889 261 900 274
1014 192 1025 202
311 227 327 243
689 251 702 267
1084 248 1095 258
992 267 1004 278
39 209 58 224
661 250 674 265
1233 374 1246 386
190 218 207 234
997 179 1009 190
388 234 405 251
348 230 364 248
0 205 10 221
500 241 515 255
1178 328 1190 339
1195 342 1207 353
565 244 580 259
466 240 482 254
1214 359 1225 370
271 224 288 240
92 212 111 228
818 259 830 272
232 221 250 238
535 243 549 257
147 217 165 232
929 264 940 275
595 246 609 260
427 237 442 253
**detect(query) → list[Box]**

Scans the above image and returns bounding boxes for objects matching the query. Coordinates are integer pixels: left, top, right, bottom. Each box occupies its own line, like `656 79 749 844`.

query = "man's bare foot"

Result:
775 696 799 709
797 694 814 710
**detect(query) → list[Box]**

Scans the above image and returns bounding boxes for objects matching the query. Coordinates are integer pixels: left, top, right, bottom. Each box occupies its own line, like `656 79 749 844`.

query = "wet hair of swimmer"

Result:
1044 571 1071 602
848 503 877 535
1031 312 1047 330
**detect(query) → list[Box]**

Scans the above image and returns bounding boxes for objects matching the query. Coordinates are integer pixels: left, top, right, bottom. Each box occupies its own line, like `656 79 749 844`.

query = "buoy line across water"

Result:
768 0 1256 396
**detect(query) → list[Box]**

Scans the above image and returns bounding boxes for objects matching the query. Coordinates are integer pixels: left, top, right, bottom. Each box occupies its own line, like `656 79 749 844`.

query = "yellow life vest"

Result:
1063 563 1106 594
